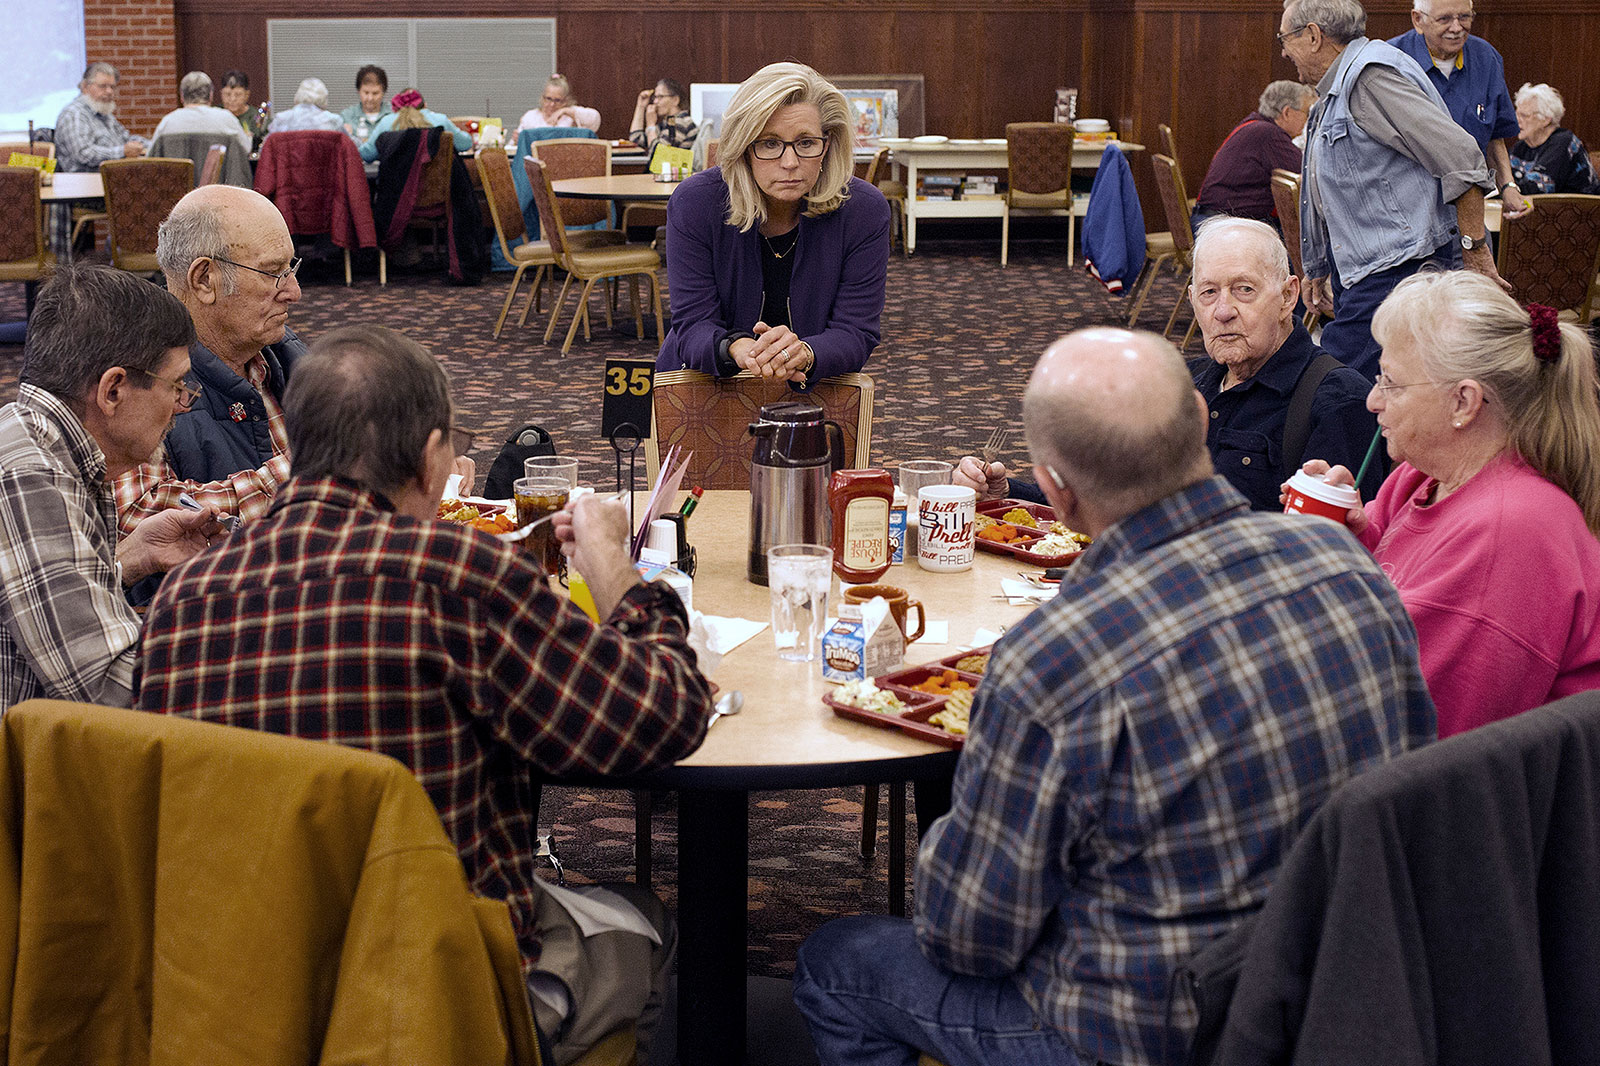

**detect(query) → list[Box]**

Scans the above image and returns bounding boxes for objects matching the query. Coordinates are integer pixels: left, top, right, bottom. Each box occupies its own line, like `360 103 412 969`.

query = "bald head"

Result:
157 185 289 295
1023 328 1212 522
156 185 297 366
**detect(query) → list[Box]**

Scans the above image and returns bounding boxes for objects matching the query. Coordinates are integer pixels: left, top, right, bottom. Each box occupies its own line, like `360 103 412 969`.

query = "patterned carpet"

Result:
0 230 1193 977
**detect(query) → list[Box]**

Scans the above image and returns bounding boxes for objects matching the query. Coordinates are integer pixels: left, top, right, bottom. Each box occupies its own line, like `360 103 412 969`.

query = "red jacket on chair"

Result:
254 130 377 250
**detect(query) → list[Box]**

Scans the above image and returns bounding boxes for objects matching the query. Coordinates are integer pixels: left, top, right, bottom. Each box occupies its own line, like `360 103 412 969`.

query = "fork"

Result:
978 427 1010 465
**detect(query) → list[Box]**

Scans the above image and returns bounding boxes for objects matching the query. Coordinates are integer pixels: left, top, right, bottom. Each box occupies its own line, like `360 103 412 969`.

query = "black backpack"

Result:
483 424 557 499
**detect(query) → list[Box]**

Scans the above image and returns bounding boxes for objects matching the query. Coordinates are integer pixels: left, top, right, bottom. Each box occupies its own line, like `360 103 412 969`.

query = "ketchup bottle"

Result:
829 468 894 583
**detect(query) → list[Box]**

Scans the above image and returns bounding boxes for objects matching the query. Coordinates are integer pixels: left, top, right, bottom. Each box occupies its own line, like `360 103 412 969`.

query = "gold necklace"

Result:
763 230 799 259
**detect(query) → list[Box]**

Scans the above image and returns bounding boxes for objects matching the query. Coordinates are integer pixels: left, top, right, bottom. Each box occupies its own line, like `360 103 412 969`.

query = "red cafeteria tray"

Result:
975 499 1087 567
821 648 993 748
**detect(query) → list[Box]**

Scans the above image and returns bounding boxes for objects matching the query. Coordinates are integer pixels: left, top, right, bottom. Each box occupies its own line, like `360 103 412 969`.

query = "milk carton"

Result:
889 487 907 564
822 597 905 683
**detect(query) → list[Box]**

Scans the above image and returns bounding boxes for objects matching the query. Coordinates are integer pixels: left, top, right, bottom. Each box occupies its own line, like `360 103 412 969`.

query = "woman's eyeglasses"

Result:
750 136 827 161
1372 372 1440 394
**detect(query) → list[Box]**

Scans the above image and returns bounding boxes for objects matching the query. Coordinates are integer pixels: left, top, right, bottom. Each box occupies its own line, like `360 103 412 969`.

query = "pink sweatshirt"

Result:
1359 454 1600 736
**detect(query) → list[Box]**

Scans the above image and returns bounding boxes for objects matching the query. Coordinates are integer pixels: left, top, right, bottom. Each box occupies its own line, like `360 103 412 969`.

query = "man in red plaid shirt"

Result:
136 324 712 1063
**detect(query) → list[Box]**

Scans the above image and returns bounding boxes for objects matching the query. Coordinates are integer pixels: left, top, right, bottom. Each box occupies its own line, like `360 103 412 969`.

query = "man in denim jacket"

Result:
1280 0 1507 376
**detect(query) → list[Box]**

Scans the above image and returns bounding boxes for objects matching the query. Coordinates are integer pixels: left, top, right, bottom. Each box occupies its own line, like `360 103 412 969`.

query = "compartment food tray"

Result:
975 499 1087 567
822 648 992 748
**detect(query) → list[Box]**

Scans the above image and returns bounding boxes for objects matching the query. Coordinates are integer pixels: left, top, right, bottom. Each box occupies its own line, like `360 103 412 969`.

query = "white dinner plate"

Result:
982 138 1007 145
912 135 949 144
878 137 910 144
949 139 984 145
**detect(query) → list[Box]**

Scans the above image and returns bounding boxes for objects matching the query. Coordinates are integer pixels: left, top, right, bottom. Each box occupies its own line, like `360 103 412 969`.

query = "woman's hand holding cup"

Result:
1281 460 1369 534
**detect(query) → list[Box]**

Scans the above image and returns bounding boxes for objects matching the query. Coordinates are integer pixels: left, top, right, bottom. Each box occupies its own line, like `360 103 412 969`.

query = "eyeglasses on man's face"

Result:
750 136 827 161
1277 24 1310 45
1427 11 1474 28
449 427 475 458
213 254 302 290
128 366 203 410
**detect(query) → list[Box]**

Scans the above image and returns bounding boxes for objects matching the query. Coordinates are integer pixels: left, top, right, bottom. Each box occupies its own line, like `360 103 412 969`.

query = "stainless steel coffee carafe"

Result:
747 401 845 585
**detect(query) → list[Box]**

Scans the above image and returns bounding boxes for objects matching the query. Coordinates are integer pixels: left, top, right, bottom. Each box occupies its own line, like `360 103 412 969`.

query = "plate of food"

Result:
822 651 992 747
437 498 516 535
975 500 1092 567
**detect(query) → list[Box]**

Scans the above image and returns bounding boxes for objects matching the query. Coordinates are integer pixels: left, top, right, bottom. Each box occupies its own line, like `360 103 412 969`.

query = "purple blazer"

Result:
656 169 891 386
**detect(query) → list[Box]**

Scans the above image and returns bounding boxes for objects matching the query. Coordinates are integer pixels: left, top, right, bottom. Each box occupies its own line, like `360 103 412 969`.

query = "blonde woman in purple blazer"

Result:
656 62 891 390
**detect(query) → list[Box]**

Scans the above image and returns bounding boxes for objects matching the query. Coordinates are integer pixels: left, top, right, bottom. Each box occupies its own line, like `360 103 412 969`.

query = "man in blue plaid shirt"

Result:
794 327 1435 1066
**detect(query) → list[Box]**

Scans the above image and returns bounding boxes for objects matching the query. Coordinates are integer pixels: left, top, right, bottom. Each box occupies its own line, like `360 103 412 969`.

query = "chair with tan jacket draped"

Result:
0 700 540 1065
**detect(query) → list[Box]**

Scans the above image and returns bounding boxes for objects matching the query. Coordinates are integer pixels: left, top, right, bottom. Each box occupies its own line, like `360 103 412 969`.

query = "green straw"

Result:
1353 425 1385 489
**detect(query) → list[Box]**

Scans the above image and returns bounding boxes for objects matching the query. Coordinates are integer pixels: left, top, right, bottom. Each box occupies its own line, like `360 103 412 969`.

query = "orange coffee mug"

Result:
842 584 926 643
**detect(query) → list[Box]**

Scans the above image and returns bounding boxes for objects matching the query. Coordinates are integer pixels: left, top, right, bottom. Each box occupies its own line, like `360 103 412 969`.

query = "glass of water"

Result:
767 544 833 662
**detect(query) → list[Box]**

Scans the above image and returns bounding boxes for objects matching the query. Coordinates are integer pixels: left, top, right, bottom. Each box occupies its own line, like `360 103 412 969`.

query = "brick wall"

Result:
82 0 178 138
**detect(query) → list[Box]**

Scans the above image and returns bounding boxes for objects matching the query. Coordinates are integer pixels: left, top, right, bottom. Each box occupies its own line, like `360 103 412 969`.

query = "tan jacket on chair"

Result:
0 700 537 1066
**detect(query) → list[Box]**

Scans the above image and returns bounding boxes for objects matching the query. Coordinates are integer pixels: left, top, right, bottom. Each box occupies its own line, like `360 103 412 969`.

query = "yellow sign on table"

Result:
649 145 692 175
6 153 56 173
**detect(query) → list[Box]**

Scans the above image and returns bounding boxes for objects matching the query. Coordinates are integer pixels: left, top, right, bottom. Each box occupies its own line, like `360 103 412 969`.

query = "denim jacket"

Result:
1301 38 1457 287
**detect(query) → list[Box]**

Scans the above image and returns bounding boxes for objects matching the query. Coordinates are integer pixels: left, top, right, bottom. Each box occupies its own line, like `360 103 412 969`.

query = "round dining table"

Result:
551 173 682 202
554 488 1041 1066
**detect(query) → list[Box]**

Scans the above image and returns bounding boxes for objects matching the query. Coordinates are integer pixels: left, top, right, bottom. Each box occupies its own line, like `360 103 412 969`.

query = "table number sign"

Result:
6 153 56 173
601 358 654 439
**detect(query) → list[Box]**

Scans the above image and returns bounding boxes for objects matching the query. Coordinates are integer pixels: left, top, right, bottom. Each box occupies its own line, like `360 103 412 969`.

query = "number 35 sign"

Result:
601 359 654 438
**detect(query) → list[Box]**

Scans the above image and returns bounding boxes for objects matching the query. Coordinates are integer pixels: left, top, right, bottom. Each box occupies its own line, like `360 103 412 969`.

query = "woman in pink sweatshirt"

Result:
1304 270 1600 737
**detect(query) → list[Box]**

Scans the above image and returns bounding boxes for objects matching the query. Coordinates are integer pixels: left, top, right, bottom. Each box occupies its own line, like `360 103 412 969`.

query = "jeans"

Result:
1323 243 1459 377
792 916 1086 1066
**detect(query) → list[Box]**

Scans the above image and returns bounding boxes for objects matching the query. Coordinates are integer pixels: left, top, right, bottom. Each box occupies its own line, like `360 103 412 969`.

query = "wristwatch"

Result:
1460 233 1483 251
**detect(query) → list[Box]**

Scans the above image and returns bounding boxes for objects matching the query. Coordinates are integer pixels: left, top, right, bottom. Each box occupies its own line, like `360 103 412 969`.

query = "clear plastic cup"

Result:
767 544 833 662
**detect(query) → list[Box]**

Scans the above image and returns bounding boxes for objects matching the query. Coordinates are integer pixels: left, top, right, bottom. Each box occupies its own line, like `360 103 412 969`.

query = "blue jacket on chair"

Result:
1081 145 1145 294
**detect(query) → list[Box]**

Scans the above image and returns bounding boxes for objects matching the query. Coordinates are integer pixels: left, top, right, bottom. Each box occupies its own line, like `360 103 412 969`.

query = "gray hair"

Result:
1283 0 1366 44
1192 217 1293 285
1373 271 1600 533
717 62 856 232
293 77 329 108
179 71 213 106
1514 82 1564 126
1259 79 1314 119
80 62 118 87
156 195 237 295
285 324 454 498
21 265 194 406
1023 330 1209 517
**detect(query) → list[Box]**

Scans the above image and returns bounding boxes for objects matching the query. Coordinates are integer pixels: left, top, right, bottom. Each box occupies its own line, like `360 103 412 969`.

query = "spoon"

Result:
707 690 744 729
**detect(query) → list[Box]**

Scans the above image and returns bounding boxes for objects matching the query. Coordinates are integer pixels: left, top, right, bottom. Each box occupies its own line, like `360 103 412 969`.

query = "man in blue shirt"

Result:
1389 0 1529 218
792 326 1435 1066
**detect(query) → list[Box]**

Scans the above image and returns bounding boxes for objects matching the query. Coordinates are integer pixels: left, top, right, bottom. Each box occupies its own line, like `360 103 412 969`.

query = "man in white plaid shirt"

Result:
0 266 223 711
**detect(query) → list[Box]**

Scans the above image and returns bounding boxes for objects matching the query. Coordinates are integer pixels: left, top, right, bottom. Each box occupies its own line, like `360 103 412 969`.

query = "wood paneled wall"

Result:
173 0 1600 231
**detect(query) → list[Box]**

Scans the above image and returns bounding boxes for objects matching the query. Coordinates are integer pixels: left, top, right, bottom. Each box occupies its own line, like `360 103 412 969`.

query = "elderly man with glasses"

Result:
1278 0 1505 378
112 185 307 545
1388 1 1529 220
0 266 223 711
